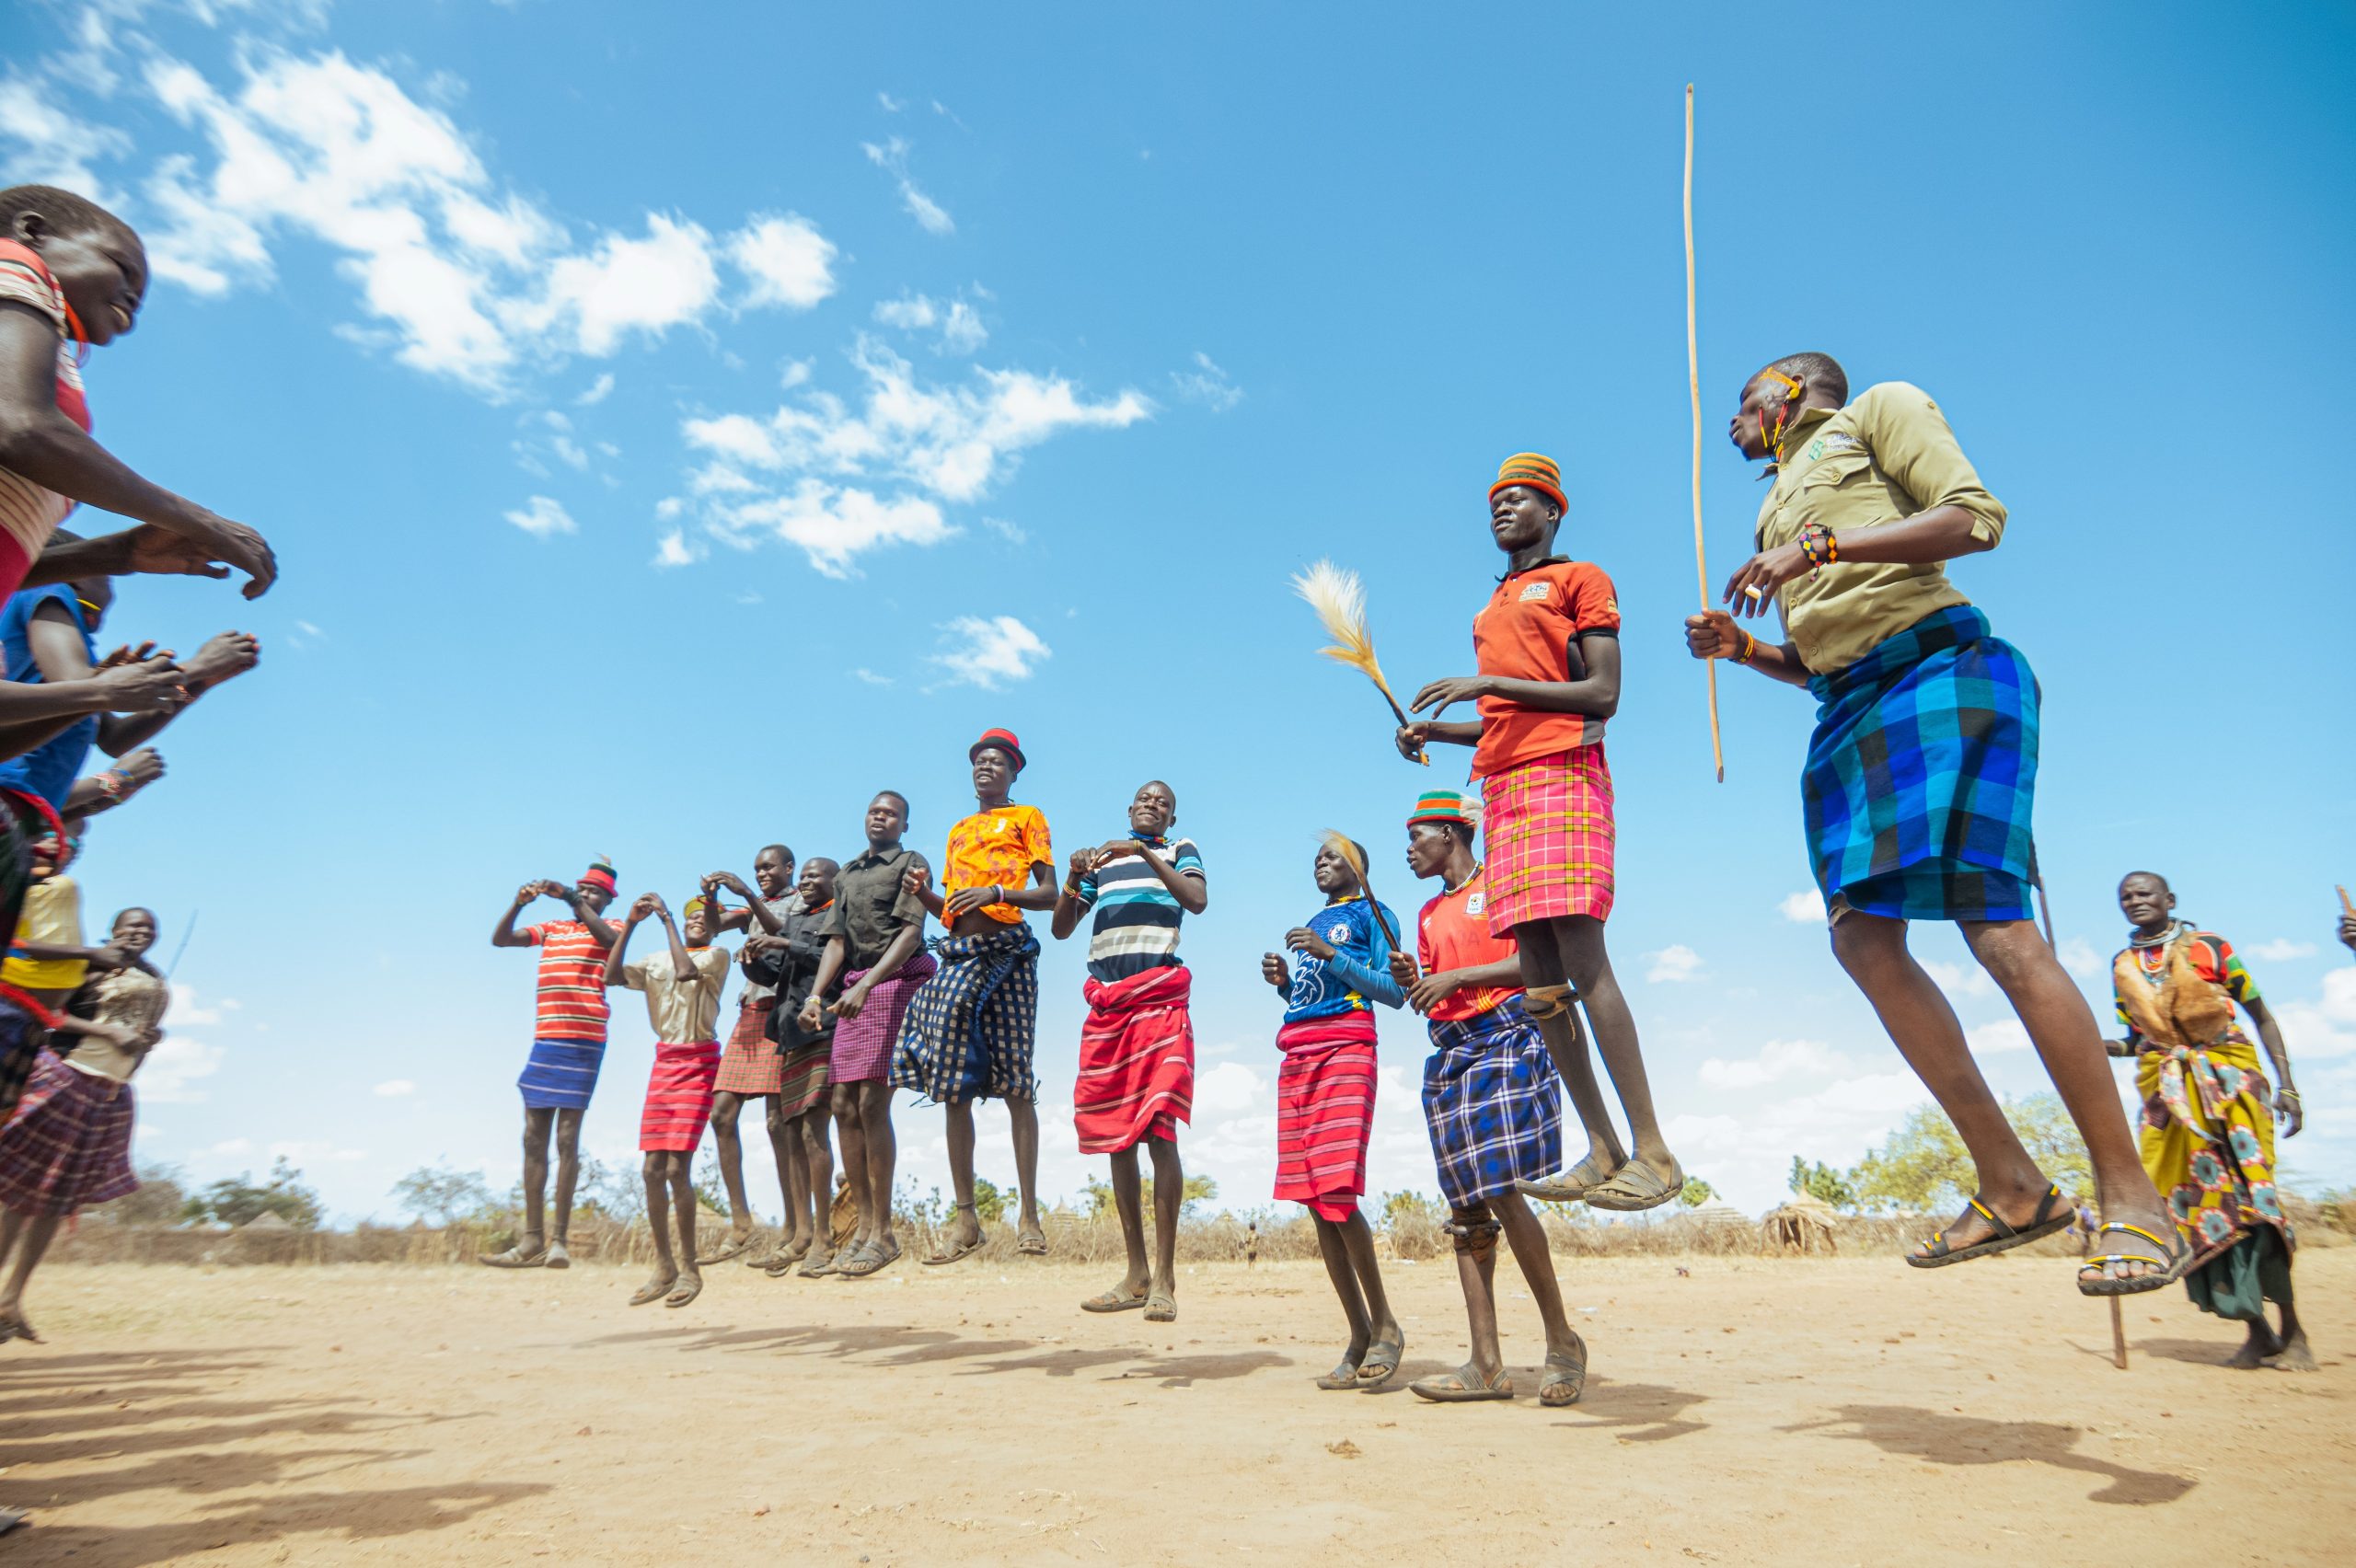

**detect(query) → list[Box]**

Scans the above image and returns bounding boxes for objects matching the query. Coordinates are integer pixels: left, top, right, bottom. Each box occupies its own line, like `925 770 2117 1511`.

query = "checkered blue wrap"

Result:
1802 605 2039 923
891 924 1041 1103
1422 997 1562 1208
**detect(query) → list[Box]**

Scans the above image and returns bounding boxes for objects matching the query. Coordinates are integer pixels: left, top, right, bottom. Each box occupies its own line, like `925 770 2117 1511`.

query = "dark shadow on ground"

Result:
569 1318 1294 1385
0 1344 546 1565
2129 1336 2246 1368
1550 1378 1709 1440
1782 1403 2196 1505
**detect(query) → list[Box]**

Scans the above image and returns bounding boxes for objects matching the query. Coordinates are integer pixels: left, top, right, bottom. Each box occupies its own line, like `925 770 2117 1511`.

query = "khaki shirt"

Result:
620 943 732 1043
1755 381 2007 674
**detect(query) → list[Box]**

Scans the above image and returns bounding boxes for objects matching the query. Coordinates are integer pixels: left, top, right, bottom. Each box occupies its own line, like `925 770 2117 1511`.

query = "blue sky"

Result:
6 0 2352 1222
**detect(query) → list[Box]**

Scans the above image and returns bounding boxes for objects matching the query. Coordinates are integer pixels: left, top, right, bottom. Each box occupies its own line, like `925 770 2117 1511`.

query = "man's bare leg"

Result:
941 1100 984 1253
632 1152 678 1304
0 1210 61 1340
832 1085 873 1255
664 1152 701 1305
769 1098 811 1255
1146 1135 1183 1309
1335 1208 1403 1382
795 1107 836 1266
1960 919 2175 1283
1098 1147 1150 1302
1512 923 1623 1197
517 1106 553 1256
1553 916 1680 1194
549 1109 584 1263
752 1095 794 1257
1497 1192 1585 1401
1007 1094 1045 1251
1311 1214 1372 1386
858 1081 900 1259
704 1090 756 1253
2268 1273 2316 1371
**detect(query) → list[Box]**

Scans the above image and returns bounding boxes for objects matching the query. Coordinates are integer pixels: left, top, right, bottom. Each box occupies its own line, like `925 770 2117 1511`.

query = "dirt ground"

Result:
2 1247 2350 1566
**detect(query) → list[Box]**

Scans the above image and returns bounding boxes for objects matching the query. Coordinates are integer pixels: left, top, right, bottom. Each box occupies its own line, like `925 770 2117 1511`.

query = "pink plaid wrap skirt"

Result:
1480 744 1616 933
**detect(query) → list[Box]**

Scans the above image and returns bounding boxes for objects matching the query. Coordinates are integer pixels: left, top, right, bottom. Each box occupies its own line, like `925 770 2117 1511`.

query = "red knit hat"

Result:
969 727 1026 773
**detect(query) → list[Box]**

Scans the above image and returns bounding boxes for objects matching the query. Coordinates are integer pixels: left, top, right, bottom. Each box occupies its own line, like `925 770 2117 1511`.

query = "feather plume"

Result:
1292 559 1427 765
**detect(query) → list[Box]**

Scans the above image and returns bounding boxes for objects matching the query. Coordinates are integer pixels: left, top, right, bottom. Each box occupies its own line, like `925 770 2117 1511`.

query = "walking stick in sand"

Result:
2110 1297 2129 1370
1293 559 1427 767
1686 83 1723 784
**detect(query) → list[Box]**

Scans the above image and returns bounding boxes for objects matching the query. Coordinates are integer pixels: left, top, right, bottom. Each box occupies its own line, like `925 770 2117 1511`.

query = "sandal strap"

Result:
2098 1221 2176 1251
1967 1195 2015 1240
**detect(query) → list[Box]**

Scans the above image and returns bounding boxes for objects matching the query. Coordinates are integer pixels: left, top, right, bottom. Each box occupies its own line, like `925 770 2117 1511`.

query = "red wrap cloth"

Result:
713 997 781 1096
1273 1010 1379 1221
1073 965 1195 1155
638 1041 720 1153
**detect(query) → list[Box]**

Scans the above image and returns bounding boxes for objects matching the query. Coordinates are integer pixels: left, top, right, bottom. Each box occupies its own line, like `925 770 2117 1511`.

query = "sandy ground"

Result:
1 1248 2350 1566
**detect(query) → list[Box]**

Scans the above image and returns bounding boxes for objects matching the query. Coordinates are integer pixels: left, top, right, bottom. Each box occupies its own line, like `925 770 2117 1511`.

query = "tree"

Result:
971 1177 1007 1225
1679 1177 1717 1207
576 1155 644 1224
1847 1094 2091 1215
391 1163 498 1227
1788 1156 1856 1209
91 1163 189 1226
183 1158 324 1229
1143 1173 1219 1216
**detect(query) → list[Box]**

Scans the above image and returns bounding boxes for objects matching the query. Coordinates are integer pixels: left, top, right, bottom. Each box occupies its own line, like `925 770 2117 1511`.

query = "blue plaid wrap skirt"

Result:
1422 997 1562 1208
891 924 1041 1104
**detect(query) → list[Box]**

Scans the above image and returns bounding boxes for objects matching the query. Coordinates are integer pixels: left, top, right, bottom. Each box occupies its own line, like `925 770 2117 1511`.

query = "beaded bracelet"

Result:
1731 628 1758 665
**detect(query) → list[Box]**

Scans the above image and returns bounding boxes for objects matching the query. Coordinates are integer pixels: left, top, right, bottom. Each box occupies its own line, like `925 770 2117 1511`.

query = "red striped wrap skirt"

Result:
639 1041 721 1153
1481 744 1616 934
1073 965 1195 1155
1273 1009 1378 1221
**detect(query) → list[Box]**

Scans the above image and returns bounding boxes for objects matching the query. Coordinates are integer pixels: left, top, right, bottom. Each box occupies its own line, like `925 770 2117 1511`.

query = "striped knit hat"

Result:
580 857 618 894
1405 789 1480 829
1489 452 1567 514
970 727 1027 773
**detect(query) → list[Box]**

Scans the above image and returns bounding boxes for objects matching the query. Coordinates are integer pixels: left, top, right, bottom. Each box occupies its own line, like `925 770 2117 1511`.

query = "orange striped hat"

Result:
1489 452 1566 514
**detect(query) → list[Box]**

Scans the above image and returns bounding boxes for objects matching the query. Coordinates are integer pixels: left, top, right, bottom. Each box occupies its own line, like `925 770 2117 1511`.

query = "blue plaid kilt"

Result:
1422 997 1562 1208
891 924 1041 1104
1803 605 2038 924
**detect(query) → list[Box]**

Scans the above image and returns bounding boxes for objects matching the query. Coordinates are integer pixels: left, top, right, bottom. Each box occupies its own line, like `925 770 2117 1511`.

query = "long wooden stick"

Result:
1686 84 1722 783
2109 1297 2129 1369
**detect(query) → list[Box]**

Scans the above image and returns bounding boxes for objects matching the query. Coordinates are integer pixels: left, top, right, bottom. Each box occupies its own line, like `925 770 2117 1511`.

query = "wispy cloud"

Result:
872 291 987 353
861 135 953 236
2251 938 2318 963
1646 943 1706 984
929 615 1049 690
1778 888 1827 924
851 667 895 686
575 372 615 406
1698 1037 1843 1090
727 213 837 310
652 528 699 567
1171 351 1242 412
504 495 577 537
373 1078 415 1097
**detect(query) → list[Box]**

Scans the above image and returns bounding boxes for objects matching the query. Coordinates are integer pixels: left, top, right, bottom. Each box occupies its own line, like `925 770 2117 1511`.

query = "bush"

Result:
1679 1177 1716 1207
182 1158 324 1229
87 1162 189 1226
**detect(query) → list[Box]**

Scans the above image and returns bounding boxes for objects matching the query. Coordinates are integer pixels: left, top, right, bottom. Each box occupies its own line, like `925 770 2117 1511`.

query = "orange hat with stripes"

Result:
1489 452 1566 514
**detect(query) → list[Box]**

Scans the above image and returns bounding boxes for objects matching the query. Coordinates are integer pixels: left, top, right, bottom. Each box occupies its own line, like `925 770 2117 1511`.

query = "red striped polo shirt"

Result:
524 919 615 1043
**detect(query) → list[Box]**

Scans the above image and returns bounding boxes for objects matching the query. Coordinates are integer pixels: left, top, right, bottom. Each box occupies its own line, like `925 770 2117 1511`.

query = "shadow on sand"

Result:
1782 1403 2196 1505
0 1345 549 1564
573 1317 1294 1386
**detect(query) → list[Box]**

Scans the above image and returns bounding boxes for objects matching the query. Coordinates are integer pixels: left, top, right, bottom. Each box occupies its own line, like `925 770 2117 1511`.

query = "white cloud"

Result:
928 615 1049 690
1193 1060 1266 1116
727 213 837 310
164 983 225 1028
873 294 939 330
877 91 904 113
0 73 133 198
2055 936 2104 979
1698 1037 1843 1090
1778 888 1827 924
872 291 987 353
503 495 576 537
851 667 894 686
698 479 949 579
2250 938 2319 963
2276 966 2356 1061
372 1078 415 1097
575 372 615 405
1965 1017 2033 1055
1646 943 1705 984
1170 351 1242 412
532 212 718 356
861 135 953 235
983 516 1027 545
652 528 699 568
1921 958 1997 998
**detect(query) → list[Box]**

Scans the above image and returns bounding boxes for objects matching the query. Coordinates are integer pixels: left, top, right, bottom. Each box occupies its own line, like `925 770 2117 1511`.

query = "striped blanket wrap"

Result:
830 951 937 1084
638 1041 721 1153
1073 965 1194 1155
1421 997 1562 1208
713 998 781 1097
1803 604 2039 924
0 1048 136 1215
517 1038 605 1111
1273 1009 1379 1221
891 926 1040 1104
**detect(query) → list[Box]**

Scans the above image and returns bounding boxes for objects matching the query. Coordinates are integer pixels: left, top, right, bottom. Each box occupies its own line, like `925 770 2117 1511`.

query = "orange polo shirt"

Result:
1470 558 1619 778
1415 867 1521 1023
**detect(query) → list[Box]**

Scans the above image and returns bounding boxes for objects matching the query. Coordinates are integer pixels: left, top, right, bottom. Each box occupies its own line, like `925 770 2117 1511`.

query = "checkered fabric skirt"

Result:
1273 1010 1378 1219
714 998 782 1096
1803 605 2038 924
891 927 1040 1104
0 1050 136 1216
1422 998 1561 1208
1480 744 1616 934
776 1041 832 1119
830 952 936 1085
638 1041 721 1153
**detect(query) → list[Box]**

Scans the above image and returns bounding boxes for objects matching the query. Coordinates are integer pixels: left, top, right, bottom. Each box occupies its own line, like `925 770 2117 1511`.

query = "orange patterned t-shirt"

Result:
943 804 1054 925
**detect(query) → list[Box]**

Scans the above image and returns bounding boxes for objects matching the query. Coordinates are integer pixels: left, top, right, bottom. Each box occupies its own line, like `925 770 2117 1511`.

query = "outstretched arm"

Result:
601 899 650 984
1415 633 1622 723
0 304 276 597
491 882 554 948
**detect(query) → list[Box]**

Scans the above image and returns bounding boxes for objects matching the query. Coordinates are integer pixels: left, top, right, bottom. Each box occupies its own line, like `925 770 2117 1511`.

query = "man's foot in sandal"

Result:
544 1239 570 1270
696 1230 754 1267
1144 1289 1176 1324
1410 1363 1512 1402
664 1270 704 1309
2077 1219 2193 1297
1016 1221 1048 1256
1909 1183 2072 1268
0 1309 40 1345
1357 1332 1404 1390
1081 1280 1149 1313
628 1271 677 1306
799 1244 841 1278
839 1237 901 1278
1584 1156 1685 1213
752 1245 798 1274
1518 1149 1619 1204
1540 1332 1588 1407
1315 1339 1369 1389
479 1237 548 1269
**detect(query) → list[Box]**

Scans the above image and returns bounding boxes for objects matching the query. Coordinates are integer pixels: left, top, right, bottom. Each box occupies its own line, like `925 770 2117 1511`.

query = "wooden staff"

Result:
2110 1297 2129 1370
1686 84 1723 783
2339 883 2353 917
